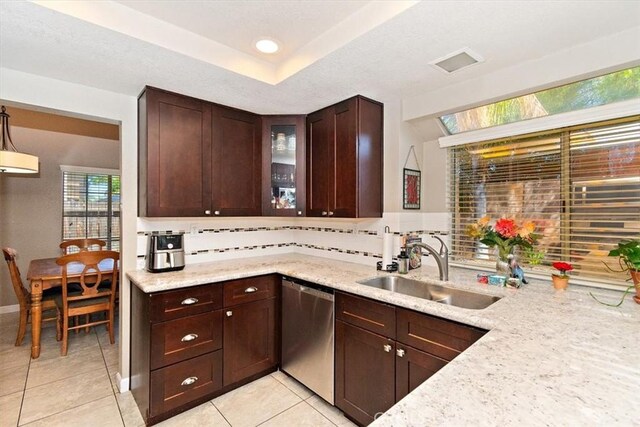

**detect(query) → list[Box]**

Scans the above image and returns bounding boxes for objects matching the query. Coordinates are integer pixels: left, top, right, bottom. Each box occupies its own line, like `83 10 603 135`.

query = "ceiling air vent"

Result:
431 48 484 74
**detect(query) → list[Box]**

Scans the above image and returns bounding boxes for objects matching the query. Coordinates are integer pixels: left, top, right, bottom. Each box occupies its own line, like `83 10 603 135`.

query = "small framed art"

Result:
403 168 421 209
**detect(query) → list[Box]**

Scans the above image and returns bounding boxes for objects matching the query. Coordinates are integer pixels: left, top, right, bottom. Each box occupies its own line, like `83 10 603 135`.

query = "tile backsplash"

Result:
136 213 450 270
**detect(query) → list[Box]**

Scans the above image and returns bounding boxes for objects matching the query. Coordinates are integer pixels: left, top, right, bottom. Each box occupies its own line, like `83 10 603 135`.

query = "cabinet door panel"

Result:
331 98 357 217
306 109 330 216
143 89 212 217
335 320 395 426
223 298 277 386
212 106 261 216
395 345 448 401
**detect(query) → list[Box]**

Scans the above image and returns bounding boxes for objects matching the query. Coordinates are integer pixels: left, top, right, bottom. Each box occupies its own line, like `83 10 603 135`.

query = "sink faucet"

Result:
404 236 449 281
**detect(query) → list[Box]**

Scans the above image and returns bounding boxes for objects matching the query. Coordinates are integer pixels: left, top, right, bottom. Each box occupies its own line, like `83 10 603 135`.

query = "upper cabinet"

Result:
306 96 383 218
211 106 261 216
139 87 383 218
139 87 261 217
139 88 213 217
261 116 306 217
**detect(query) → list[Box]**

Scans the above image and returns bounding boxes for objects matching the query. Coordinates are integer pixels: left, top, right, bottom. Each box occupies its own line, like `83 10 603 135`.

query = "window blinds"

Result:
62 171 120 251
449 116 640 288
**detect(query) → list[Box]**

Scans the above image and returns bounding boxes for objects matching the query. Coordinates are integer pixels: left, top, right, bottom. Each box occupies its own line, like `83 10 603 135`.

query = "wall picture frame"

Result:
403 168 421 209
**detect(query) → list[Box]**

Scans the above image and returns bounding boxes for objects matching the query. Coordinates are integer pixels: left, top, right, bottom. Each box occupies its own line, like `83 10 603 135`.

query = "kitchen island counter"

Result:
127 254 639 426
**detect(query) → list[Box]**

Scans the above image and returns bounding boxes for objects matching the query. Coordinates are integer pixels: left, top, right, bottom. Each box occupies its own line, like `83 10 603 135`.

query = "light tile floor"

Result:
0 312 356 427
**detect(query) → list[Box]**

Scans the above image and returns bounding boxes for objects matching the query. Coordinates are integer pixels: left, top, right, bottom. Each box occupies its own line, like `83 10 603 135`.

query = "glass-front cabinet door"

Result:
262 116 306 216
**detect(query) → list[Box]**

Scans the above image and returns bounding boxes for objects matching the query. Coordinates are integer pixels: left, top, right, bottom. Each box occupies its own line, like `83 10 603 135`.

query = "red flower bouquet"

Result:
466 216 538 260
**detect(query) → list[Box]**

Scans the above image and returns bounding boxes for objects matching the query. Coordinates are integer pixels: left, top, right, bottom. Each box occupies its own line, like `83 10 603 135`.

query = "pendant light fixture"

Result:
0 105 39 174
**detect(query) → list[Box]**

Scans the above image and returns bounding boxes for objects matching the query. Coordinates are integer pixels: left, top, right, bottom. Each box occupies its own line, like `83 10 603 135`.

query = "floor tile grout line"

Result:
16 342 33 427
98 328 127 427
254 400 307 427
209 401 233 427
270 372 313 400
306 400 341 427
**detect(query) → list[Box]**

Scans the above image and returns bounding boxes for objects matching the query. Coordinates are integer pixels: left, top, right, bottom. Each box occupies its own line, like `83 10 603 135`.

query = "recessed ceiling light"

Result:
430 48 484 74
255 39 279 54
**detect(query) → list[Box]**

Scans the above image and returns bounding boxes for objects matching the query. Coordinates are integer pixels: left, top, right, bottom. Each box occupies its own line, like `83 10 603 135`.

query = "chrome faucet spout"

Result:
404 236 449 281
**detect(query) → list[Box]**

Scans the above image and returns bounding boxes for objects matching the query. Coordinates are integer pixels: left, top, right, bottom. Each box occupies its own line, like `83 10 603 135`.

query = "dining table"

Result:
26 256 116 359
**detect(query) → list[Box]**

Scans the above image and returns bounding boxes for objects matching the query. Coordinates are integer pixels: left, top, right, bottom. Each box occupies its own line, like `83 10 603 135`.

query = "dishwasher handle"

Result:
282 279 334 302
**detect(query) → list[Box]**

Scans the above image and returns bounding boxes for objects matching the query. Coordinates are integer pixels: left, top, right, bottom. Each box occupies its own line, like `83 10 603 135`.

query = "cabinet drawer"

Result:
396 308 486 361
150 284 223 322
223 275 277 307
150 310 223 370
336 292 396 339
149 351 222 417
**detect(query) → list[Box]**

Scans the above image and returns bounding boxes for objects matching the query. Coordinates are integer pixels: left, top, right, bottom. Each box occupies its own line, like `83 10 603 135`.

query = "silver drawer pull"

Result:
396 349 405 358
383 344 392 353
181 297 199 305
244 286 258 293
181 333 199 342
181 376 198 386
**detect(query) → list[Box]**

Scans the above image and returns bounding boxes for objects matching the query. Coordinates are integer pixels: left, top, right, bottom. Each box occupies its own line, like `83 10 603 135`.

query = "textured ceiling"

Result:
1 1 639 119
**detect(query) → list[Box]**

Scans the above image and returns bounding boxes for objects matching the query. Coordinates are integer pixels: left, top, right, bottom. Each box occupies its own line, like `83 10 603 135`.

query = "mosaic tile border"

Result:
137 242 382 259
137 227 448 236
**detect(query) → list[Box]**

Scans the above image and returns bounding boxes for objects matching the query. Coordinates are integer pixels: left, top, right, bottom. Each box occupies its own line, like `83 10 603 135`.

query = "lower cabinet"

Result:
223 297 277 385
335 292 487 426
131 275 279 426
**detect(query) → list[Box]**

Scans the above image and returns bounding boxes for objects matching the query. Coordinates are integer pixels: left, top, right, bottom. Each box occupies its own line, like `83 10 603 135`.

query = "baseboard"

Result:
0 304 20 314
116 372 130 393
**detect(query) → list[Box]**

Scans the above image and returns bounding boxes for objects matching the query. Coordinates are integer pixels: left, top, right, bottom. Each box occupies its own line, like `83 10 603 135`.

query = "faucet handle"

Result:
433 235 448 255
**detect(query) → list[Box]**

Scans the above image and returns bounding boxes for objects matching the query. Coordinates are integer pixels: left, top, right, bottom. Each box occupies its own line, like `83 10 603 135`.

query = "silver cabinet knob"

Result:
244 287 258 293
181 297 199 305
205 210 211 215
383 344 392 353
328 211 334 216
322 211 328 216
181 376 198 386
214 210 221 215
396 349 405 358
226 310 233 317
181 333 199 342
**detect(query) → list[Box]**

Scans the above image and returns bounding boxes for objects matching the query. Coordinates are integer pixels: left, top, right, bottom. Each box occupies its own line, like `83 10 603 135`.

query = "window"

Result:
62 168 120 251
440 67 640 134
449 116 640 289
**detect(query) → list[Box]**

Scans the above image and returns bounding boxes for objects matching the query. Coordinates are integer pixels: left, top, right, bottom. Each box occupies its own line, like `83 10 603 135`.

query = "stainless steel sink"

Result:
356 276 501 310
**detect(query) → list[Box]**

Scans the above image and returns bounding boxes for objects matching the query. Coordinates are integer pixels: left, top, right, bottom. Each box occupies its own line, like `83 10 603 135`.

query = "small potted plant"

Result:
605 238 640 304
551 261 572 290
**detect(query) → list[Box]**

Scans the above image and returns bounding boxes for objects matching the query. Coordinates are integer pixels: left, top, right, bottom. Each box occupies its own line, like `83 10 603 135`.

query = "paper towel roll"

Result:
382 229 394 269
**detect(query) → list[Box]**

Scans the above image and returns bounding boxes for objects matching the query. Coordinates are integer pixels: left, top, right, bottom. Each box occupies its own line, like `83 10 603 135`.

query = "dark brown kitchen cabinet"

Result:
211 106 262 216
306 96 383 218
222 275 279 386
335 292 487 426
261 115 306 216
138 87 212 217
138 86 261 217
131 274 279 426
335 320 396 426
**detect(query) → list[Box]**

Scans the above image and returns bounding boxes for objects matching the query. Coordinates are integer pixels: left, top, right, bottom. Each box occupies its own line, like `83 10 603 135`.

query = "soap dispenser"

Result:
398 250 409 274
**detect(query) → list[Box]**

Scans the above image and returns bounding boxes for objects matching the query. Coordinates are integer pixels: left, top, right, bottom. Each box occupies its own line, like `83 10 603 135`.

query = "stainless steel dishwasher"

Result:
281 277 334 404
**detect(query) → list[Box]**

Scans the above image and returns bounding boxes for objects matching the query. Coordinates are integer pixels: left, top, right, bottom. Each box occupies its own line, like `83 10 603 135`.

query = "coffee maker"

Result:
146 232 186 273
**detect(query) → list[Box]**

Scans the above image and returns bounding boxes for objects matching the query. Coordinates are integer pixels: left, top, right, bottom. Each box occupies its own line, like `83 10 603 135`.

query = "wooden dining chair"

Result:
59 238 106 255
55 250 119 355
3 248 60 346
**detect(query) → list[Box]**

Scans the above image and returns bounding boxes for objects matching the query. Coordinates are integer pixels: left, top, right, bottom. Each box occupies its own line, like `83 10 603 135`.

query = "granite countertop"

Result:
126 254 640 426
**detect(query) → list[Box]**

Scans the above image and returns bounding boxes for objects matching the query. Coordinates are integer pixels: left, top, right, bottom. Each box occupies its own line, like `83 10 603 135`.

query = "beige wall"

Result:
0 126 119 307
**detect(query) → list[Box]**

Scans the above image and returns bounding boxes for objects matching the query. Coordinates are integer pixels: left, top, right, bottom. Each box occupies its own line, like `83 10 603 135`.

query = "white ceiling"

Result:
1 0 639 129
115 0 371 64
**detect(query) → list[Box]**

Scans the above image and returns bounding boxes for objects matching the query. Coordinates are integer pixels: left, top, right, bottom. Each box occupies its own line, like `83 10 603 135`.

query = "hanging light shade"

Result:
0 105 39 174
